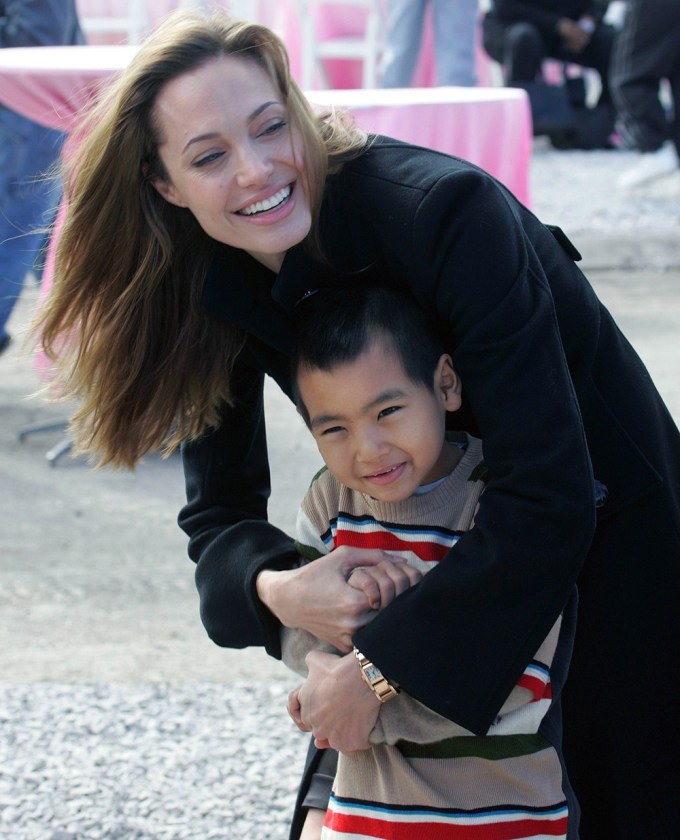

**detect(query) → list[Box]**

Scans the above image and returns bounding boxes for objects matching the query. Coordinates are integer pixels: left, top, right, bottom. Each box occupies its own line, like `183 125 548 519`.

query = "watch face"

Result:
364 664 382 683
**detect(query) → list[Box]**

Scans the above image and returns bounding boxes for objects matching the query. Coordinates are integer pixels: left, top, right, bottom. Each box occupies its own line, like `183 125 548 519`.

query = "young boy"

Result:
284 285 579 840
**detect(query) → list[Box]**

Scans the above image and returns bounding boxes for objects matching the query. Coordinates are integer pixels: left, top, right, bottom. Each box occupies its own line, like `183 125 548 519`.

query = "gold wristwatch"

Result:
354 647 399 703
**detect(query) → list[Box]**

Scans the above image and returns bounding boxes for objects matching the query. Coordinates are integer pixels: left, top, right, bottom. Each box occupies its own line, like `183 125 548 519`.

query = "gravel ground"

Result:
1 141 678 840
0 683 307 840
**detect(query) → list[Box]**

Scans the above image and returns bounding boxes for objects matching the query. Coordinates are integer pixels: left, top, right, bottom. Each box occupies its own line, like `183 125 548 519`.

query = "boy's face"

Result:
297 339 462 503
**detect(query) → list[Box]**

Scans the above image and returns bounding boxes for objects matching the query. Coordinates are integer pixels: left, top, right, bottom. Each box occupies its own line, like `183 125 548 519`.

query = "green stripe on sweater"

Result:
397 733 551 760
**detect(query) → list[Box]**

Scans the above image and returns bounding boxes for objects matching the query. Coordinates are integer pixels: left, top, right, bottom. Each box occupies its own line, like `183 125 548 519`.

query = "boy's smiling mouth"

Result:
364 463 407 485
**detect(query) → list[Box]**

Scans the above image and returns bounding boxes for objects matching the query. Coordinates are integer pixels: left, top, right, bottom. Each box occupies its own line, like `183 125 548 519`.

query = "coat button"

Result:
594 479 608 508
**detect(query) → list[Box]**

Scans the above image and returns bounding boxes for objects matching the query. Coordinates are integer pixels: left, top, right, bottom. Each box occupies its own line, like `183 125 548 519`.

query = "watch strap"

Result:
354 646 399 703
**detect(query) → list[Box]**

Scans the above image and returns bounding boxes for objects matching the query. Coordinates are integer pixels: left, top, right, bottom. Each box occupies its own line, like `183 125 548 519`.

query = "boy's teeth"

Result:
240 186 290 216
373 465 396 477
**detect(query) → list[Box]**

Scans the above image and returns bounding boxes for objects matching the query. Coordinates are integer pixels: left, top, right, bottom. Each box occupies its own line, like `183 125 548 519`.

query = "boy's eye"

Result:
320 425 345 436
378 406 401 420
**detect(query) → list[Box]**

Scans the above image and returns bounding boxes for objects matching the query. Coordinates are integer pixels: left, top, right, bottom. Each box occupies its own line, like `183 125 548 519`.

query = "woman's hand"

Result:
257 547 419 651
288 650 380 754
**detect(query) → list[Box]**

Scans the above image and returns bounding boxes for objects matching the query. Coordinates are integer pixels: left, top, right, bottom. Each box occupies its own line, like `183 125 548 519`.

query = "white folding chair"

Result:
297 0 383 89
79 0 150 45
178 0 262 22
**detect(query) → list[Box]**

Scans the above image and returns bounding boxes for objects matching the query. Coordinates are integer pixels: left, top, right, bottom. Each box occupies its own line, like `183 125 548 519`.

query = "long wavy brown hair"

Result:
35 8 368 469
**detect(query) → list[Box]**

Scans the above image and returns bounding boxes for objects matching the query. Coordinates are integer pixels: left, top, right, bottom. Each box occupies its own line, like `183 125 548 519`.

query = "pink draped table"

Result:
0 45 532 204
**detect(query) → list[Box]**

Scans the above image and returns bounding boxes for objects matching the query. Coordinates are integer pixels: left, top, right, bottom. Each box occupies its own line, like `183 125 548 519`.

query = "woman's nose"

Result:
234 143 273 187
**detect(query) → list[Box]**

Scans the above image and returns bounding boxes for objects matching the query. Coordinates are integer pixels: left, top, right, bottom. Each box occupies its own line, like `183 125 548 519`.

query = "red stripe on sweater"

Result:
517 673 553 702
326 810 568 839
335 530 449 562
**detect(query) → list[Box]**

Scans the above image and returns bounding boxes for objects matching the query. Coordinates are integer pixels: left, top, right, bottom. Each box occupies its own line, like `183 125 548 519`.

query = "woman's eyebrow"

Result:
181 101 281 153
183 132 220 153
248 100 280 121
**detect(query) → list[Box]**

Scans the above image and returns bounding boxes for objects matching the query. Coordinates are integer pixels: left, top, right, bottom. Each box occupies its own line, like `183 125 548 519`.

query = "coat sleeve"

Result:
178 350 299 657
280 493 340 677
370 615 563 746
353 167 596 734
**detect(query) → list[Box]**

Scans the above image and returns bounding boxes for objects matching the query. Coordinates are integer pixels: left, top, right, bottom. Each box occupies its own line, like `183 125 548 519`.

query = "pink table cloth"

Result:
307 85 532 205
0 45 531 203
0 45 138 131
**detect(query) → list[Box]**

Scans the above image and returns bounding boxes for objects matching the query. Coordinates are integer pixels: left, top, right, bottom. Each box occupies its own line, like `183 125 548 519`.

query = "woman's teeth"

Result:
239 186 291 216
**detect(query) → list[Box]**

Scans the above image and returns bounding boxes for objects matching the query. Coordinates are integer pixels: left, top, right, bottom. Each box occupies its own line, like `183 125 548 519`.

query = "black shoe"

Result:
0 334 11 357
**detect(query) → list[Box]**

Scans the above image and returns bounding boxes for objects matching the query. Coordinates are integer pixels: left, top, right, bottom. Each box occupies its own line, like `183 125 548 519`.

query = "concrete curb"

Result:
576 234 680 272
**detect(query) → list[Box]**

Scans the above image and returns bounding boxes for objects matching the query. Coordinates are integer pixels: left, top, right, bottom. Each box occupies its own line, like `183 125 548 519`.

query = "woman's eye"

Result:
193 151 224 168
260 119 287 137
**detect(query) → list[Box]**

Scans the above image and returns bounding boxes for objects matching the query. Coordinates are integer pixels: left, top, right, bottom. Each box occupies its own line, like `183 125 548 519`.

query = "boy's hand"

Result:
347 560 422 610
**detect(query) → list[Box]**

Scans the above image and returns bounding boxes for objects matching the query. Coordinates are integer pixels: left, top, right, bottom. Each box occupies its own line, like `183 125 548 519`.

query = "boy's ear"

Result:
435 354 462 412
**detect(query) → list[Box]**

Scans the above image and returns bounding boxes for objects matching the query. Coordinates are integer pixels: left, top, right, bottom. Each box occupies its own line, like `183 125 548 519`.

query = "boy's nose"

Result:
355 430 390 462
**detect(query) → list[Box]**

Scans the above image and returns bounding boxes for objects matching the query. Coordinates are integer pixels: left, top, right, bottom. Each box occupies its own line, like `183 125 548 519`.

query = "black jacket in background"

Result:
487 0 607 39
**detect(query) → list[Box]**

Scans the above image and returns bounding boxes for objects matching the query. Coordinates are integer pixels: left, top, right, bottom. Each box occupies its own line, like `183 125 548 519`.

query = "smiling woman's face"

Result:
151 54 312 272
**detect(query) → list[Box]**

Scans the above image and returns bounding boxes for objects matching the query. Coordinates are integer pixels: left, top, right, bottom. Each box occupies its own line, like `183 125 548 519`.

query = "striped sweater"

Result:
282 433 578 839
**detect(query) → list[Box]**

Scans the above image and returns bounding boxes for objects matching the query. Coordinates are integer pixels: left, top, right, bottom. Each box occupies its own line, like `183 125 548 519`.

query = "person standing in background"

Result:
610 0 680 187
0 0 84 357
381 0 478 88
482 0 614 104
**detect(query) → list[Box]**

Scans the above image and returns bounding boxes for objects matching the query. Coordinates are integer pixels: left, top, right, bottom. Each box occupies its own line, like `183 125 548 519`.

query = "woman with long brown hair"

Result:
37 9 679 840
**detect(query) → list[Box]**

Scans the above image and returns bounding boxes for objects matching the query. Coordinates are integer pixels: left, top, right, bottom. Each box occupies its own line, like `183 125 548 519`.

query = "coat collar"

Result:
200 242 346 357
202 242 336 317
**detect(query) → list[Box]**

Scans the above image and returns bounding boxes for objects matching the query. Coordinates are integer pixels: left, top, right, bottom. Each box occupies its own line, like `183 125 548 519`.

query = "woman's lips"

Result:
237 184 291 216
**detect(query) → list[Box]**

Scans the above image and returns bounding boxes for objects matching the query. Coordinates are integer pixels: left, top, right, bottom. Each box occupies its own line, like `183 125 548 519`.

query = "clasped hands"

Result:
280 547 421 754
556 16 595 53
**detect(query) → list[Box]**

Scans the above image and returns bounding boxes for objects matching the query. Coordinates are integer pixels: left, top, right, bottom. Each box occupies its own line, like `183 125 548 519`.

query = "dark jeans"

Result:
610 0 680 153
0 106 64 340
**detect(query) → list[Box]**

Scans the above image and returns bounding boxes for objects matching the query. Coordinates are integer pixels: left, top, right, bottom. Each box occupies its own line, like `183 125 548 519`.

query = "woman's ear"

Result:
150 177 187 208
435 354 462 412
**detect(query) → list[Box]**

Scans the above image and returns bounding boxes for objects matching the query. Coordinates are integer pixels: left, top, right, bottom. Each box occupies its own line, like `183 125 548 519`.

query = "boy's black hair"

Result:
291 283 446 425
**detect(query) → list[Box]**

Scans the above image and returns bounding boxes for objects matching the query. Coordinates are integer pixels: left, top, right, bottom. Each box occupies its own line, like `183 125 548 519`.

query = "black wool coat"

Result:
179 137 680 835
